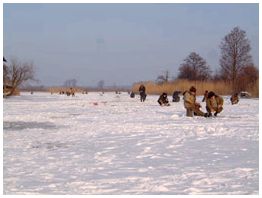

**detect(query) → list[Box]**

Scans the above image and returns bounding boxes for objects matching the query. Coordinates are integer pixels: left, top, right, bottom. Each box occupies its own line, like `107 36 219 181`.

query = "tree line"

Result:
3 26 258 97
157 27 258 94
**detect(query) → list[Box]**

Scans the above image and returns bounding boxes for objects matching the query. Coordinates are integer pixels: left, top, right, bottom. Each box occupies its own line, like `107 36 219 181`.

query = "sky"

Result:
3 3 259 87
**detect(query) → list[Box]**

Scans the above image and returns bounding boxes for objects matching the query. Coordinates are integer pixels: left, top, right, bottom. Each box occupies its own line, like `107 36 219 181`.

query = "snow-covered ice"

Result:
3 92 259 194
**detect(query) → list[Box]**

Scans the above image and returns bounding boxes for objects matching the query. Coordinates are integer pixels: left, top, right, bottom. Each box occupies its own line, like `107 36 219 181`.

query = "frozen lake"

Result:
3 92 259 194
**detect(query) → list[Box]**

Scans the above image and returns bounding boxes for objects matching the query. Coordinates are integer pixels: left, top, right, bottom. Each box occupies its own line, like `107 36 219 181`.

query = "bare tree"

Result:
236 64 258 92
97 80 105 90
178 65 194 80
64 79 77 87
156 70 169 84
219 27 253 92
3 58 35 96
178 52 212 81
3 60 9 87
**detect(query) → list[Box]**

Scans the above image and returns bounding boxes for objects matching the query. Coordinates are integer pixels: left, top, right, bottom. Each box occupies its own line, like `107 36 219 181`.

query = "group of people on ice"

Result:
136 84 240 118
183 86 224 117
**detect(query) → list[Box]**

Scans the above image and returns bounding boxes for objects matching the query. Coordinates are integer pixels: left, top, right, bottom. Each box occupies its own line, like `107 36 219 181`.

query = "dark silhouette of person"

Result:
139 84 147 102
158 93 170 106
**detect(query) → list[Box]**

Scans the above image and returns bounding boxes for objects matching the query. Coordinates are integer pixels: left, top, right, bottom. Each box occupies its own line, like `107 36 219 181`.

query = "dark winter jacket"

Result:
172 91 181 102
139 85 146 94
158 93 170 106
202 91 209 102
230 94 239 105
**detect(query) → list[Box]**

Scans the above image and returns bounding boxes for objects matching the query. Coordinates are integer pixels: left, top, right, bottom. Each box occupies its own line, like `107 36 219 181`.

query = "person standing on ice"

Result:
202 90 209 102
206 91 224 117
183 86 208 117
139 84 147 102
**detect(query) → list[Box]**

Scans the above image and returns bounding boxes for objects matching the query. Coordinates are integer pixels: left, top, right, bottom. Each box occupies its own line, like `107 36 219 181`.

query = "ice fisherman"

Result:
183 86 208 117
172 91 181 102
206 91 224 117
230 93 239 105
202 90 209 102
139 84 147 102
158 92 170 106
130 91 135 98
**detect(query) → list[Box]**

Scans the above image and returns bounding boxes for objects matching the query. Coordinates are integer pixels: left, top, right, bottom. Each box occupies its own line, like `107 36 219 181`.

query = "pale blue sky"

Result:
3 3 259 87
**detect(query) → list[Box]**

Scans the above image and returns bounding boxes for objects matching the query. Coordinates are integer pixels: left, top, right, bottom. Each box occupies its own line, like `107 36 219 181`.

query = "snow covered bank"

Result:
3 92 259 194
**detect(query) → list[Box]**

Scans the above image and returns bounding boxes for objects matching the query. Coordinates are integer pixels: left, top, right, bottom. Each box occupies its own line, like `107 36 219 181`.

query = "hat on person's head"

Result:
207 91 215 98
189 86 196 93
163 92 167 96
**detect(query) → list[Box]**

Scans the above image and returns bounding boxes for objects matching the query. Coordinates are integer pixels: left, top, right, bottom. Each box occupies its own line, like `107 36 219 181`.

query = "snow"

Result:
3 92 259 195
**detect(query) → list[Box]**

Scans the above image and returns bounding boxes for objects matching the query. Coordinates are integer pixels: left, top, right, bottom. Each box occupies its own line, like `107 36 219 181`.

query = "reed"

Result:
132 79 258 97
